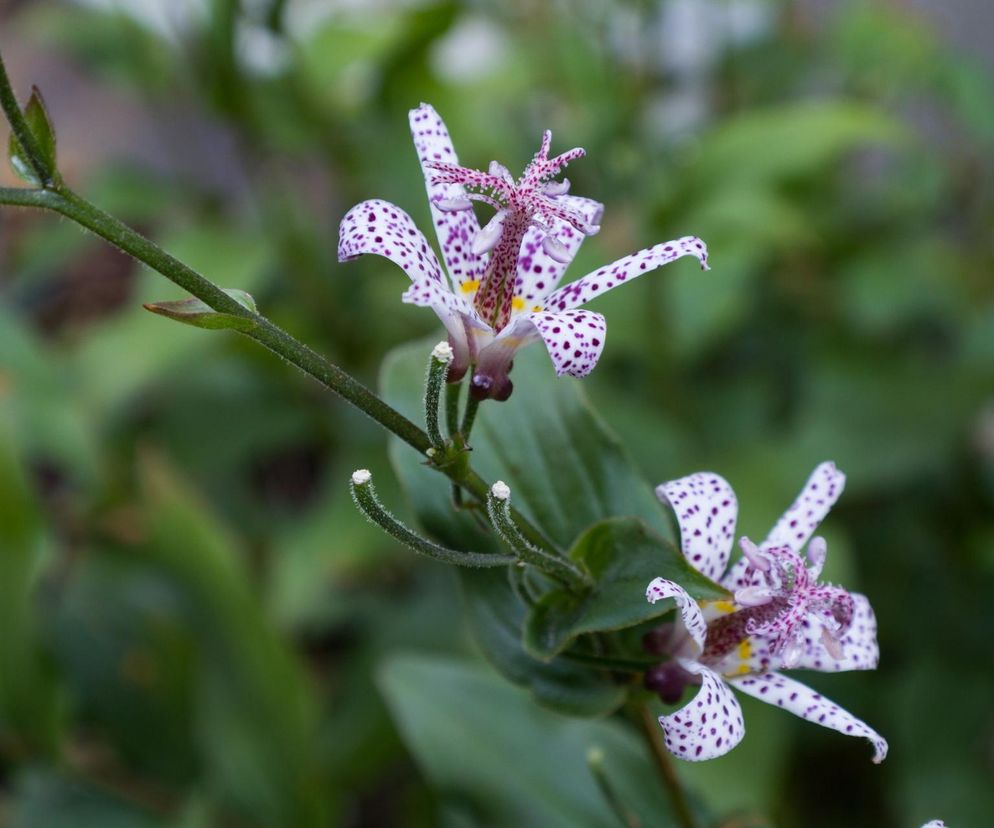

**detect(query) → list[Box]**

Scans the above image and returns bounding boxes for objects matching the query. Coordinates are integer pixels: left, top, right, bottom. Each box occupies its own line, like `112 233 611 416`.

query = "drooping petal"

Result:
645 578 707 652
728 671 888 763
338 199 446 284
409 103 487 289
401 277 487 332
782 592 880 673
489 309 607 378
543 236 709 312
762 461 846 554
656 473 738 582
658 660 745 761
513 197 605 309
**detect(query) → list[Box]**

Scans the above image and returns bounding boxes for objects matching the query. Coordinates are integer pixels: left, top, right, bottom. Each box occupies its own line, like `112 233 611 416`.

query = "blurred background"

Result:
1 1 992 826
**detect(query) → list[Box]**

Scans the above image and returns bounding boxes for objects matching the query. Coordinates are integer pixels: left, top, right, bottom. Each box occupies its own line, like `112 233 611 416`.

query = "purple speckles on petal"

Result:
656 473 738 581
658 661 745 762
545 235 709 311
728 672 888 763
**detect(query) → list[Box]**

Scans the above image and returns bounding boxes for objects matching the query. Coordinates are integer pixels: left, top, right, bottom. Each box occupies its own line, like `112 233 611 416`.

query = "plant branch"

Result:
635 704 698 828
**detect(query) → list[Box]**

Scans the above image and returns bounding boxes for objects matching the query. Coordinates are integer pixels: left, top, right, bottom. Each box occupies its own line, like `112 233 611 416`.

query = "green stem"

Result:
460 394 481 440
0 54 54 186
0 185 430 452
636 704 698 828
445 379 461 439
351 474 514 568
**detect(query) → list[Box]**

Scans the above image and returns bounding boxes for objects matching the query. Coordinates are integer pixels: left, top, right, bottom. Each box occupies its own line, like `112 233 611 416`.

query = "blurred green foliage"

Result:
1 1 992 826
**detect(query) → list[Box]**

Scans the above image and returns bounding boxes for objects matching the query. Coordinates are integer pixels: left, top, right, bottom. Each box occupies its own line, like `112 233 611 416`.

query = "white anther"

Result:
351 469 372 486
472 209 507 256
739 537 772 572
542 179 571 197
781 636 804 669
734 585 775 607
491 480 511 501
488 160 513 184
435 197 473 212
431 341 454 363
806 536 827 578
542 234 571 263
820 626 845 660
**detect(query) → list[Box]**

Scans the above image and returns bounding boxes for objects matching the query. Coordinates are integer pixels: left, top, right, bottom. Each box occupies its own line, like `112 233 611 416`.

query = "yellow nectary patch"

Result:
511 296 525 311
461 279 480 294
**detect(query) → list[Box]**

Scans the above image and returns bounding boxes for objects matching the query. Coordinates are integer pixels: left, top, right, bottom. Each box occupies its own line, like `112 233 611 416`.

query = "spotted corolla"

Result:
338 103 708 400
643 462 887 762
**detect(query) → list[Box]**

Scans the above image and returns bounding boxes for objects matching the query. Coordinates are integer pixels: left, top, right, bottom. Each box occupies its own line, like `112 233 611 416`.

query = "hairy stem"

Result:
0 184 558 557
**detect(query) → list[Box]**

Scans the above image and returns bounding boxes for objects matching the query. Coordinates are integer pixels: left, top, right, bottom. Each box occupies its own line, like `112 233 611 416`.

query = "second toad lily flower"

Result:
644 462 888 763
338 103 709 400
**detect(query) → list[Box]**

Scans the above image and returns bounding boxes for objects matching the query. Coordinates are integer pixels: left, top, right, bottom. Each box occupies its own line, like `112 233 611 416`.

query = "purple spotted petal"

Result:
783 592 879 673
338 199 446 284
492 309 607 378
763 461 846 554
514 196 604 307
409 104 487 290
722 461 846 592
646 578 707 652
401 277 487 333
543 235 709 312
656 473 738 582
728 671 888 763
659 660 745 761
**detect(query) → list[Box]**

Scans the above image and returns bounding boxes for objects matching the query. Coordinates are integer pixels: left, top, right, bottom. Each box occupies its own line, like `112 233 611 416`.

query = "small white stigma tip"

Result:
431 341 454 362
491 480 511 500
351 469 372 485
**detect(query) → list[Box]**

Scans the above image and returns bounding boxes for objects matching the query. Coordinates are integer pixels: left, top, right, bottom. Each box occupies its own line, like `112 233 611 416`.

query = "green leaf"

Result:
8 87 57 185
524 518 727 660
142 289 258 332
460 568 626 717
380 340 673 715
378 654 690 828
0 417 61 755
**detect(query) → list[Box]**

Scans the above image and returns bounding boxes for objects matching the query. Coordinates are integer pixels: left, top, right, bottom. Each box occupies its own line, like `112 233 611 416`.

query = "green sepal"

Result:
8 86 57 185
143 289 258 332
523 517 729 661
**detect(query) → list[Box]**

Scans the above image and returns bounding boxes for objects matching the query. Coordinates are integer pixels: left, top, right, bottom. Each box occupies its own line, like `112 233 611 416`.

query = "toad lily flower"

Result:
338 103 708 400
643 462 887 762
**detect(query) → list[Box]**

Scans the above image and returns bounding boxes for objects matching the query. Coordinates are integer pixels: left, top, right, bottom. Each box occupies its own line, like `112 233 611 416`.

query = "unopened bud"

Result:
491 480 511 501
431 341 454 363
351 469 372 486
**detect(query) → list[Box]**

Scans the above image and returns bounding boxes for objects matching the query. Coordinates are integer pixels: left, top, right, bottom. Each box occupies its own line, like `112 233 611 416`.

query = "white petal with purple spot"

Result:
763 461 846 554
493 309 607 378
338 199 446 285
659 660 745 761
409 103 486 289
728 671 888 763
656 472 738 581
645 578 707 652
544 236 709 312
785 592 879 673
513 196 604 308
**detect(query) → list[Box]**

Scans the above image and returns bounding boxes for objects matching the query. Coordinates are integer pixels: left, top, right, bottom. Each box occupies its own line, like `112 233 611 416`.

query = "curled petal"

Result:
409 104 487 289
544 235 709 312
658 660 745 761
728 671 888 763
401 277 489 355
492 309 607 379
645 578 707 653
514 196 605 309
338 199 447 284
